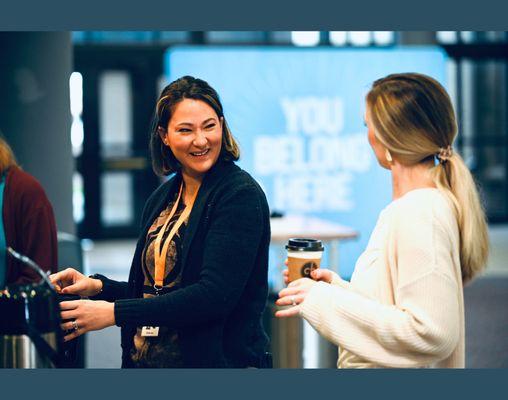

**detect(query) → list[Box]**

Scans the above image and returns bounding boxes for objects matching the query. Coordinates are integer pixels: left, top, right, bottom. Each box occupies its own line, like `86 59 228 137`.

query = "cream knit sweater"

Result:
300 188 465 368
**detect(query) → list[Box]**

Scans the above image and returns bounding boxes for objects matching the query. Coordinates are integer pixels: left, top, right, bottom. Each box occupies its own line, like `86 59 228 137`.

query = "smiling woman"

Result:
151 77 240 180
50 76 272 368
160 100 223 182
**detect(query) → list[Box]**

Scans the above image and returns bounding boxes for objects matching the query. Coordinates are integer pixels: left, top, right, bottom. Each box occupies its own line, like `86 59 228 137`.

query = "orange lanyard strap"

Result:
153 182 199 290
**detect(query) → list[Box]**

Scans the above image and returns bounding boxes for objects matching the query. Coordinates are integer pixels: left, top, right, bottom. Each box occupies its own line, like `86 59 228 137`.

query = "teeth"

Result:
191 149 209 156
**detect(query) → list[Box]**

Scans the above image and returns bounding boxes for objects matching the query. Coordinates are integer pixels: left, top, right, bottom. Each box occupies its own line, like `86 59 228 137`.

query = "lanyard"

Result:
153 182 199 292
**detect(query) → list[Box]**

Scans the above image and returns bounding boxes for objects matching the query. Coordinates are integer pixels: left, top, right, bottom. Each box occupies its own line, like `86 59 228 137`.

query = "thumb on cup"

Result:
311 268 332 283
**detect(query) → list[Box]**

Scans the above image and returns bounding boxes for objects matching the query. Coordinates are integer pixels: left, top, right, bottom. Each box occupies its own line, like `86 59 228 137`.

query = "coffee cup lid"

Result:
286 238 324 252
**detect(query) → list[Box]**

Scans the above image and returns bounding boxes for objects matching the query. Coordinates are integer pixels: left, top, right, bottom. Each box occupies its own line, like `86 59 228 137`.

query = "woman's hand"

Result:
275 278 317 318
59 300 115 341
49 268 102 297
282 259 335 285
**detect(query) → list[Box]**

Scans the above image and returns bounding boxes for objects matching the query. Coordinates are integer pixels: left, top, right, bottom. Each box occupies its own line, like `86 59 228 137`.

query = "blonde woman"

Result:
276 73 489 368
0 137 58 287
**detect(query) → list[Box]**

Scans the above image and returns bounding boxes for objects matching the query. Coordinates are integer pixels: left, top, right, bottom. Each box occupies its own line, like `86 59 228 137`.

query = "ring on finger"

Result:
71 320 79 331
290 296 297 306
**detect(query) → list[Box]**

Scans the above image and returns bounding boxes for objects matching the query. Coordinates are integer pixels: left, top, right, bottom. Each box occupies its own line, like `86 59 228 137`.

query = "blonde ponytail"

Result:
431 153 489 283
367 73 489 283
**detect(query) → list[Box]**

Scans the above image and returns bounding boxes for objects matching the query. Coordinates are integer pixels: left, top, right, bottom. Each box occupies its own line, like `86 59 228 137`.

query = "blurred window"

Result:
101 172 134 227
373 31 395 46
73 172 85 224
69 72 84 157
443 37 508 221
291 31 321 46
329 31 347 46
98 71 133 158
437 31 458 44
330 31 395 47
348 31 372 46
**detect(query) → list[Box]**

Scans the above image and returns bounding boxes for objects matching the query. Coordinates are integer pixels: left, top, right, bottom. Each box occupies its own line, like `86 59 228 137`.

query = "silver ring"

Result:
72 320 79 331
290 296 297 306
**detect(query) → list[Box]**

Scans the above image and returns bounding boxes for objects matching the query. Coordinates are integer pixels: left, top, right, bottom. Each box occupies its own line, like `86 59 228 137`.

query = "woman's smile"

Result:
189 148 210 157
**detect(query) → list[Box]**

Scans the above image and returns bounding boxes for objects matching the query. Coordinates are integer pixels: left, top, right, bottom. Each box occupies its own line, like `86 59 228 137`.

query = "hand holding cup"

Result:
283 260 334 285
285 238 324 283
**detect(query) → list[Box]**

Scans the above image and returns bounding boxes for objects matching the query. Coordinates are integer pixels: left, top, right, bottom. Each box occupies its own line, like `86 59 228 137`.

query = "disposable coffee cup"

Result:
285 238 324 283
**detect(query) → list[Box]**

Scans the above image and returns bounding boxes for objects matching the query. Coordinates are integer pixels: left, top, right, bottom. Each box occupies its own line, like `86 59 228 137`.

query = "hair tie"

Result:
436 145 453 164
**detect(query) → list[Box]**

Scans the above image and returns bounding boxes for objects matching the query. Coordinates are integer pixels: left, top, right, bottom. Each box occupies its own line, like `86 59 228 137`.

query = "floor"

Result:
81 225 508 368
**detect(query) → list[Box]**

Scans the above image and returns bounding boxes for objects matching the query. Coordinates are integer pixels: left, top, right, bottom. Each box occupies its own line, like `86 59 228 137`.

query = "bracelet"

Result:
89 273 104 295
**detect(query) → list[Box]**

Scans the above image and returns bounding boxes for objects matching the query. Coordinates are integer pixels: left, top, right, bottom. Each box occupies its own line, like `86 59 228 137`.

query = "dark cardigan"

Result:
3 166 58 285
93 161 271 368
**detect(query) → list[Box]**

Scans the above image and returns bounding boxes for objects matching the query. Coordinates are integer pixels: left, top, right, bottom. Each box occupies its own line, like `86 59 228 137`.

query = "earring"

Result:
385 149 393 163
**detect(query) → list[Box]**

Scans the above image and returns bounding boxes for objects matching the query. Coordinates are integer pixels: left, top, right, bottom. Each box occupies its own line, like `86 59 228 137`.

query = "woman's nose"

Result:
193 130 208 147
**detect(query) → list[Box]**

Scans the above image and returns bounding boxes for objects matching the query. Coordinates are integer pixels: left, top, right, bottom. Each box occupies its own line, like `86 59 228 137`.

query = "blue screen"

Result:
166 46 448 287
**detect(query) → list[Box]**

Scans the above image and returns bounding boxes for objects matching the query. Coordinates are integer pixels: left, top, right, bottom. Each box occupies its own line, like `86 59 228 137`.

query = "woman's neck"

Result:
391 160 436 200
181 171 203 204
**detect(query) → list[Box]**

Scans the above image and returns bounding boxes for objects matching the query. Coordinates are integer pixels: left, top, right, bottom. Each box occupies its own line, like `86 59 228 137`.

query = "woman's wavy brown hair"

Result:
150 76 240 176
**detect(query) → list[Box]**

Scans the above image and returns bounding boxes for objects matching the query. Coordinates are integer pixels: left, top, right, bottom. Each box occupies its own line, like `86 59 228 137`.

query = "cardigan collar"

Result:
139 160 237 279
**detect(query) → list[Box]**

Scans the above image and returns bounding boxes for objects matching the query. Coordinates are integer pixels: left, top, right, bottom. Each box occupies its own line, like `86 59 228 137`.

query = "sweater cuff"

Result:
330 271 351 289
114 298 145 327
300 281 336 331
88 274 116 302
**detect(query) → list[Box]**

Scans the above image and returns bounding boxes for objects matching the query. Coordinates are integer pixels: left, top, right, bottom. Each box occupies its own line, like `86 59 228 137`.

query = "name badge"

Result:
141 326 160 337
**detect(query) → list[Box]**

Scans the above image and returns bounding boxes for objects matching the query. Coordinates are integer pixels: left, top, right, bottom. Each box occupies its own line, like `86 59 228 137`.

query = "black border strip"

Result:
2 369 508 400
1 0 508 30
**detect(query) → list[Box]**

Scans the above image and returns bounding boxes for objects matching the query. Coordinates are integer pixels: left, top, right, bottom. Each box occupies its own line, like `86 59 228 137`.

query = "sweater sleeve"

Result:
329 270 351 289
300 202 461 368
114 183 265 328
12 187 58 285
88 274 129 302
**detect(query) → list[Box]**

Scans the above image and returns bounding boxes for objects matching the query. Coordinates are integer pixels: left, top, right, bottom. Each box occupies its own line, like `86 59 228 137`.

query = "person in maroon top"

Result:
0 137 58 286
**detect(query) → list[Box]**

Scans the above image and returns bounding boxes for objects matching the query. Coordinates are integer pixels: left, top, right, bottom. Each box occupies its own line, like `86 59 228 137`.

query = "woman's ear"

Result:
158 126 167 144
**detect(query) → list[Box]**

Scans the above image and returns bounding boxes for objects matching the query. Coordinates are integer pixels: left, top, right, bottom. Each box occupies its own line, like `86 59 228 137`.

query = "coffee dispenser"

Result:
0 247 65 368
